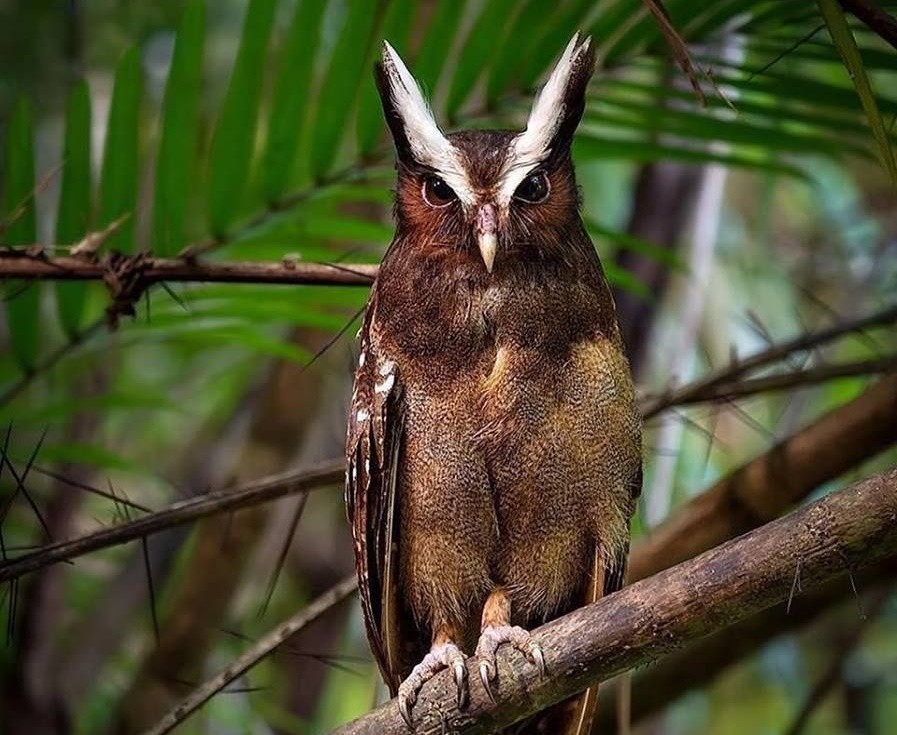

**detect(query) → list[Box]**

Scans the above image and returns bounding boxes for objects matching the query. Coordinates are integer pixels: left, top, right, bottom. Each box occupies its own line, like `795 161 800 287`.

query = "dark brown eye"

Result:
422 176 457 207
514 171 550 204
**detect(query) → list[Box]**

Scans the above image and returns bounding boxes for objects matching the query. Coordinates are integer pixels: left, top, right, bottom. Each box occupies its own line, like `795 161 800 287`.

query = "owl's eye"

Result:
422 176 457 207
514 171 550 204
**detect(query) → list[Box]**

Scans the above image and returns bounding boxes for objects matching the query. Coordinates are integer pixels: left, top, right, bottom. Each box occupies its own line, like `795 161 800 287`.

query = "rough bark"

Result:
0 253 376 286
631 372 897 582
331 468 897 734
595 557 897 729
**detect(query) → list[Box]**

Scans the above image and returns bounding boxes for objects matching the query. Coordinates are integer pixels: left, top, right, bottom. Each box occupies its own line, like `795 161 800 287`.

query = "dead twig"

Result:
0 461 344 583
641 303 897 418
142 575 358 735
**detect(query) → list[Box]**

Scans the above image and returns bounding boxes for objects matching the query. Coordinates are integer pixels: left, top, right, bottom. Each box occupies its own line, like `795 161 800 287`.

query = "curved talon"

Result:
399 690 416 728
396 642 468 727
454 658 469 709
479 661 496 703
530 643 546 676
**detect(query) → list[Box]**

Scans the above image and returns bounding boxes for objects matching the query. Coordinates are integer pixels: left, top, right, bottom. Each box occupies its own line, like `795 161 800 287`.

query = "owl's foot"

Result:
475 587 545 702
397 641 468 726
475 625 545 703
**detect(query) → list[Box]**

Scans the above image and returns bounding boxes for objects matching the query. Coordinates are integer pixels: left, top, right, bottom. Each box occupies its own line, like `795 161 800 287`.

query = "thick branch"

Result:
595 556 897 728
632 372 897 581
331 468 897 733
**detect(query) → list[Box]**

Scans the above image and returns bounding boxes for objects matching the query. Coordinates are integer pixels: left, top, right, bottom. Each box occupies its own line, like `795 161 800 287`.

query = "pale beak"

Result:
475 203 498 274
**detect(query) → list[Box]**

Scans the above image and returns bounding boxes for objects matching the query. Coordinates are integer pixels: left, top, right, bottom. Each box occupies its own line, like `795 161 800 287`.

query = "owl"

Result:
345 34 642 733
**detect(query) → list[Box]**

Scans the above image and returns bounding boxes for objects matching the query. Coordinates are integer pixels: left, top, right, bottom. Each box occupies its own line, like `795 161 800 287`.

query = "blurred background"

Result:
1 0 896 733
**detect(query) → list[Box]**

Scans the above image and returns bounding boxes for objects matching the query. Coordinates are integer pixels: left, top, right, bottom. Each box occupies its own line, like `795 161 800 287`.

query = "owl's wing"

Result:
345 304 406 694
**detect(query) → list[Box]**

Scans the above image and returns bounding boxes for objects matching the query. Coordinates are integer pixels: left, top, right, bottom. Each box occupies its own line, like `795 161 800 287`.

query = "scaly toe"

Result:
396 642 469 727
475 624 545 692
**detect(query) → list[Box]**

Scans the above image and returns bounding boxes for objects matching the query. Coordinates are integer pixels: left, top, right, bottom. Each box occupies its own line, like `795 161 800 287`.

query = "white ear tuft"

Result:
497 33 594 205
516 33 591 163
378 42 474 205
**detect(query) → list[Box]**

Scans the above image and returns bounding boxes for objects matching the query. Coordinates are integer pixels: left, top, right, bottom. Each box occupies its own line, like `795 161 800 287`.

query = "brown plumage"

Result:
346 35 642 733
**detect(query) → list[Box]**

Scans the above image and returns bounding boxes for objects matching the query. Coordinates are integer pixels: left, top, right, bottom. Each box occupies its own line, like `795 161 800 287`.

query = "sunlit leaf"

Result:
413 0 470 106
2 99 39 371
262 0 327 203
356 0 415 157
815 0 897 187
445 0 521 121
99 46 142 254
153 0 206 256
55 81 93 339
486 0 550 107
520 0 593 89
207 0 278 236
308 1 381 179
575 134 807 177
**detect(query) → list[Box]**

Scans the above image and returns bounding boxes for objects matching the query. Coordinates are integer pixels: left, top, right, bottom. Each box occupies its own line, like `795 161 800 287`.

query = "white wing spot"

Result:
358 351 366 367
378 359 396 376
375 373 395 395
356 408 370 422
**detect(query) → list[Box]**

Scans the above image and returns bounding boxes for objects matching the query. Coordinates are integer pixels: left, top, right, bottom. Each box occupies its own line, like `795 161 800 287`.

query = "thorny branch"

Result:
329 469 897 734
0 461 344 583
640 302 897 418
3 368 896 585
0 251 376 290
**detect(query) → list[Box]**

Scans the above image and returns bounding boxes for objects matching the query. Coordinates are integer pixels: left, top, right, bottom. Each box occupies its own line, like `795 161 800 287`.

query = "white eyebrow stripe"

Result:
381 42 476 207
495 155 543 208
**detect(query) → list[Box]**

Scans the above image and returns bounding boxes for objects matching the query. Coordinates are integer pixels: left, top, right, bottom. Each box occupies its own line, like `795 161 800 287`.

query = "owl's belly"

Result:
478 337 640 622
395 335 639 633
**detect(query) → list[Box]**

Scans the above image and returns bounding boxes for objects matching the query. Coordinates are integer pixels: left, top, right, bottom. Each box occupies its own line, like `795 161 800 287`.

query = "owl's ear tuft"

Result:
374 42 454 170
516 33 595 165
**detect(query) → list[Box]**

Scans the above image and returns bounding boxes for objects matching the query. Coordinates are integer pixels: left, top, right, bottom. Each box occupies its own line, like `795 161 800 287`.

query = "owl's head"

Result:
375 34 595 274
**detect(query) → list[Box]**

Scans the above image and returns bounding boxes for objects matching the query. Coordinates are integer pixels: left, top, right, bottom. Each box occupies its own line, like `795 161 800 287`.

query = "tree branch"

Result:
839 0 897 50
0 252 376 286
142 575 358 735
330 468 897 734
0 461 344 583
647 357 897 407
631 372 897 582
128 376 897 734
595 557 897 729
4 373 896 586
640 302 897 419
